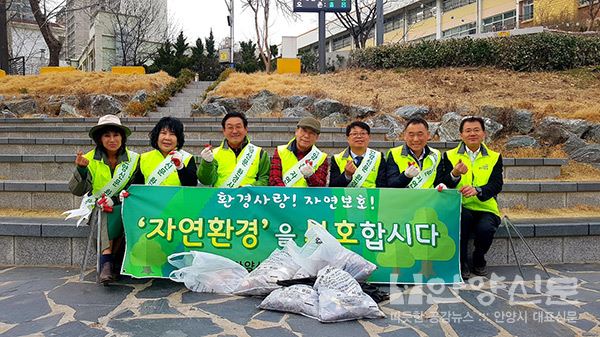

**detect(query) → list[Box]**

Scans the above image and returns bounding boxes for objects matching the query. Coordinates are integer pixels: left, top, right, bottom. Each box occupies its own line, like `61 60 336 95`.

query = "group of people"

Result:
68 112 503 285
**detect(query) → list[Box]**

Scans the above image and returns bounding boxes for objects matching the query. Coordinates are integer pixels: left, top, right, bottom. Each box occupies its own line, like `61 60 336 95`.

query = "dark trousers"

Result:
460 207 501 268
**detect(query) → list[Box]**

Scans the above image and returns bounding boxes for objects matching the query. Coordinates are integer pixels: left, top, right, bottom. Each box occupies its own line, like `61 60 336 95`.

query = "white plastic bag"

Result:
259 284 319 319
287 223 376 281
168 252 249 294
234 246 301 296
314 266 385 322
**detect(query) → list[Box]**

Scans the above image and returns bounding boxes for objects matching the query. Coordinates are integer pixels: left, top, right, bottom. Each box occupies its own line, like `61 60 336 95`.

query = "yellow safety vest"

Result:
277 139 327 187
84 148 139 195
140 149 192 186
333 148 382 188
387 145 441 189
446 143 501 216
214 141 262 187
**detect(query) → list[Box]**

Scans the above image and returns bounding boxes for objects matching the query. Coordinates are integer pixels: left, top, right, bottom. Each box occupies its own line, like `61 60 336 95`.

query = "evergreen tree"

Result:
237 40 260 73
190 38 206 75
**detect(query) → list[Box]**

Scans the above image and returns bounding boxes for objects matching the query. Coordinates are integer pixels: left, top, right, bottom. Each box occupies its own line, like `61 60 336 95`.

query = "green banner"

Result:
121 185 462 284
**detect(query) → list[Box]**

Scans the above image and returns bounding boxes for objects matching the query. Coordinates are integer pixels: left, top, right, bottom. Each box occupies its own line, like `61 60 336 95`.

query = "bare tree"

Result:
334 0 388 49
584 0 600 31
240 0 294 72
28 0 66 66
1 0 9 71
107 0 169 66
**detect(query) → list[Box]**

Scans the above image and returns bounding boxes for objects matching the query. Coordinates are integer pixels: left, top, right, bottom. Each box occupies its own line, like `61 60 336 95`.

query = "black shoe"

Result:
461 263 470 280
471 265 489 277
99 261 115 285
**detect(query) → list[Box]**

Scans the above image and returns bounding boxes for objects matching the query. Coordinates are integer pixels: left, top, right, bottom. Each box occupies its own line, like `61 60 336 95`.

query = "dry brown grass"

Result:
0 71 173 96
0 208 64 218
212 68 600 121
557 161 600 181
503 205 600 220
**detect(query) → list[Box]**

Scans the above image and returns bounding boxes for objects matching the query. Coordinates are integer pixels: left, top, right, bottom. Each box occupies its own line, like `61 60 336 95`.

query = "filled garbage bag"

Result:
287 223 376 281
258 284 319 319
234 246 301 296
168 251 249 294
314 266 385 322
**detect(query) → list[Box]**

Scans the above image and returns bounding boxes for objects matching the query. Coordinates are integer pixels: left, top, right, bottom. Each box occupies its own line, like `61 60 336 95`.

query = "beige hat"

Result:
88 114 131 139
297 117 321 134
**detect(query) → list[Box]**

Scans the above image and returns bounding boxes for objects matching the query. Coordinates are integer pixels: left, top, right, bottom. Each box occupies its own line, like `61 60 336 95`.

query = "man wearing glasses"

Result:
386 117 449 189
330 121 386 187
437 116 503 278
197 112 270 187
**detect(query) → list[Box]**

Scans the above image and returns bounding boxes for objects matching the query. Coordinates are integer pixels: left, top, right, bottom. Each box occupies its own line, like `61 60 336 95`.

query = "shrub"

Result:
349 32 600 72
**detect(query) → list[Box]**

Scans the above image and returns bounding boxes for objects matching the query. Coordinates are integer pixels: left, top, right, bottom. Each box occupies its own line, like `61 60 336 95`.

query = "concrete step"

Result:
0 117 316 127
1 180 598 211
0 138 458 156
0 155 567 181
1 215 598 266
0 125 389 142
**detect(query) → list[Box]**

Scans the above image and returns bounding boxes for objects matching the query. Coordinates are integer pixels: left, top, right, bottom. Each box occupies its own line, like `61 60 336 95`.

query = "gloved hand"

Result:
170 151 184 170
200 146 213 163
300 160 315 178
97 193 114 213
404 164 420 178
435 183 447 192
119 190 130 203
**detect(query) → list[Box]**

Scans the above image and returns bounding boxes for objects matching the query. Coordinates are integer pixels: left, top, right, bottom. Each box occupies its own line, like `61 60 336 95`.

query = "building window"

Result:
443 22 476 37
384 13 404 33
413 33 437 42
522 0 534 21
483 10 516 32
407 1 436 25
442 0 476 12
332 34 352 51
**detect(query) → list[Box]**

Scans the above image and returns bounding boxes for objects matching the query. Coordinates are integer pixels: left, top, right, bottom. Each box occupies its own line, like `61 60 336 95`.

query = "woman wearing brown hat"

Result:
67 114 140 285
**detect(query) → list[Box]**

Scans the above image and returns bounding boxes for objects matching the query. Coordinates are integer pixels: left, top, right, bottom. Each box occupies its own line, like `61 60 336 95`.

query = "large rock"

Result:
437 112 462 142
198 103 227 116
514 109 534 134
213 97 250 113
365 114 404 140
245 90 281 116
90 94 123 116
569 144 600 163
505 136 539 150
3 99 37 116
59 103 81 117
538 116 591 138
429 121 440 138
348 105 376 119
31 114 49 119
131 90 148 103
282 107 313 118
393 105 429 120
483 117 503 141
286 95 315 108
534 124 571 146
1 109 17 118
583 124 600 143
313 99 344 118
563 133 587 156
321 112 348 127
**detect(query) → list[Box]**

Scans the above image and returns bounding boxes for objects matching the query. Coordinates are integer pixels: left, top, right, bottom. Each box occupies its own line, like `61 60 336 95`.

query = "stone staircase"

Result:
0 116 599 267
146 81 212 118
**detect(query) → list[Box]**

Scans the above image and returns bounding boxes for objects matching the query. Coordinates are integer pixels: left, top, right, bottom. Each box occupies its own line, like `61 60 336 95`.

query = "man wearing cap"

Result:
270 117 329 187
197 112 270 187
330 121 386 187
67 115 139 285
386 117 449 189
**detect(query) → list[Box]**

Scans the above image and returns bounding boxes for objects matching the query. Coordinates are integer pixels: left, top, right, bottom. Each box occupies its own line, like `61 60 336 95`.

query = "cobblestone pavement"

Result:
0 264 599 337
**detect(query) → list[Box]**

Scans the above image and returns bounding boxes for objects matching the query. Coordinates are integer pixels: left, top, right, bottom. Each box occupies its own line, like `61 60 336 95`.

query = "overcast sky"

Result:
168 0 320 47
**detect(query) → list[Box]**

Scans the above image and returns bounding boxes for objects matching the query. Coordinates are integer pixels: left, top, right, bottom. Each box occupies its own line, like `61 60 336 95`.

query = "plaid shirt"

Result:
269 141 329 187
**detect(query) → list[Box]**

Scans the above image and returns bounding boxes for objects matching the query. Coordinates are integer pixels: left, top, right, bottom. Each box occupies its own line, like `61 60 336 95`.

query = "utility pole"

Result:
225 0 234 68
0 0 9 72
376 0 383 46
318 10 325 73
